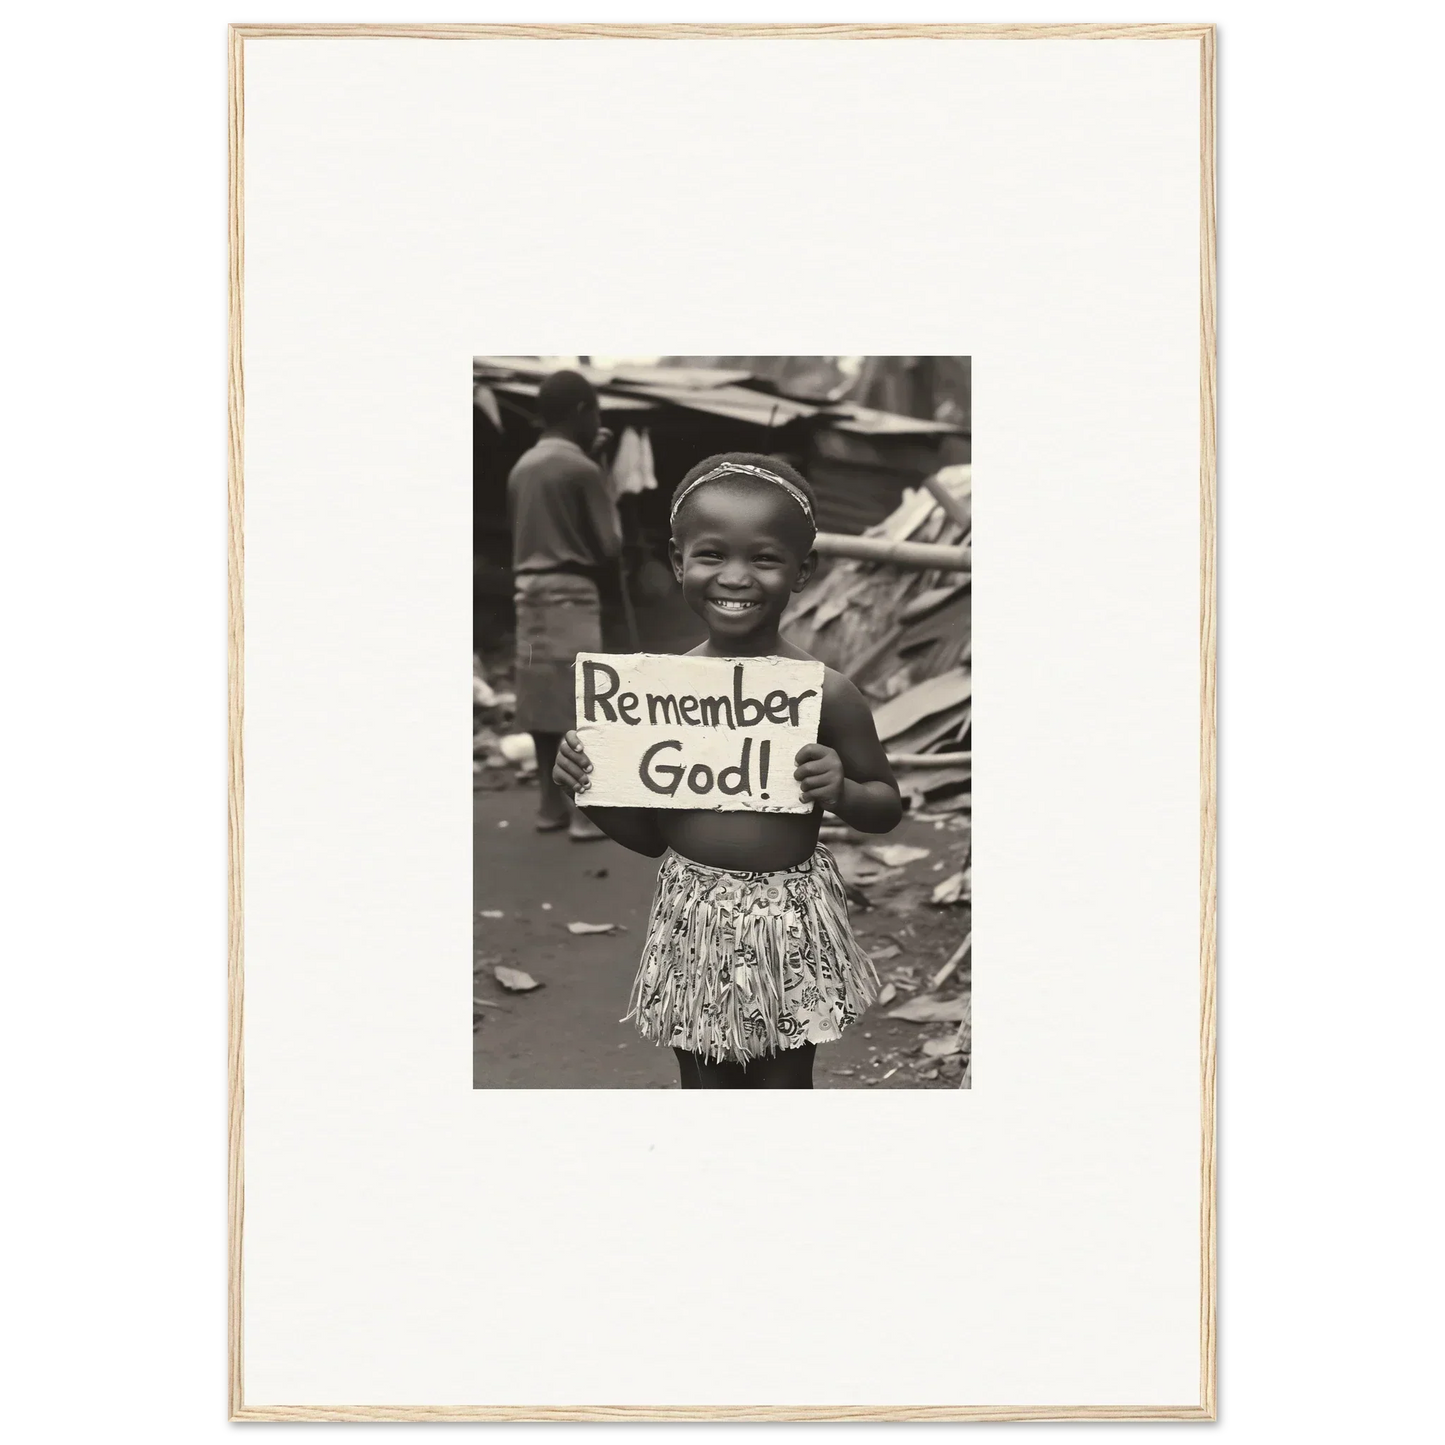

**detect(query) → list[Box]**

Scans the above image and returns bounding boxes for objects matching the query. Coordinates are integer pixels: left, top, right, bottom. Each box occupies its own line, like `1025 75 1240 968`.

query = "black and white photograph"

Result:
473 357 972 1089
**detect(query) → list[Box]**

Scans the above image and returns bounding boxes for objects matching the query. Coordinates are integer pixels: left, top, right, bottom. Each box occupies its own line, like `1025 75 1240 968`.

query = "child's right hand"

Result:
553 731 593 797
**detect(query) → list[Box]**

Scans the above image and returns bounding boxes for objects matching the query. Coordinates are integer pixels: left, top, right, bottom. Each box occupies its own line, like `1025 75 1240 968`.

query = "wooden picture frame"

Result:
229 22 1216 1421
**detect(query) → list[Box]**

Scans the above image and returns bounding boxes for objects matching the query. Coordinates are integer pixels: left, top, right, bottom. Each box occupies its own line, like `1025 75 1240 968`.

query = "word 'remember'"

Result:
581 660 818 730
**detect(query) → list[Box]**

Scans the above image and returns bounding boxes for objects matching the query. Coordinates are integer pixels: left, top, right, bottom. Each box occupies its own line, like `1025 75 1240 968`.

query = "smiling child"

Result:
552 452 903 1088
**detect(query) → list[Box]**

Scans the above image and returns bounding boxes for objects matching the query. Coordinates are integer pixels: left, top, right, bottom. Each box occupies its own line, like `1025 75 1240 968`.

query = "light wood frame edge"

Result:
226 20 1218 1424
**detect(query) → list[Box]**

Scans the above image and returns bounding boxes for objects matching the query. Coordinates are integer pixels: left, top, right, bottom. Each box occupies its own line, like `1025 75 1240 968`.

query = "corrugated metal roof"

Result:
607 364 756 390
473 356 615 388
486 379 655 412
809 464 915 537
609 382 820 427
827 403 963 437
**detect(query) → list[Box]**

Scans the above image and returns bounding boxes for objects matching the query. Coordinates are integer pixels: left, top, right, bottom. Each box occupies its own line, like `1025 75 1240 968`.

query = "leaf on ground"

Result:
472 996 503 1009
831 844 905 887
870 943 901 962
930 870 967 905
876 982 898 1007
887 993 970 1023
922 1036 963 1058
494 965 542 992
567 921 620 935
864 844 931 867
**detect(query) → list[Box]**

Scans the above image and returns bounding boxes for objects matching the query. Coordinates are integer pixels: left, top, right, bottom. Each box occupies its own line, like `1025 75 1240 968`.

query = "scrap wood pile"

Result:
819 832 972 1088
785 465 971 816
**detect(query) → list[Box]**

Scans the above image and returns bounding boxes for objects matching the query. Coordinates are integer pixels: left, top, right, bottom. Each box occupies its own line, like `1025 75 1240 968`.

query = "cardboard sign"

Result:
573 652 825 812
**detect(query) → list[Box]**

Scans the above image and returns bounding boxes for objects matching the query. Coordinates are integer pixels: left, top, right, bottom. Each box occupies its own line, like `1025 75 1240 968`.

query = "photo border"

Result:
226 21 1217 1422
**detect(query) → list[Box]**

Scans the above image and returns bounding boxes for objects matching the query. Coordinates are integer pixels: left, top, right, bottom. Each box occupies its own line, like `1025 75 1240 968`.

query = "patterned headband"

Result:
669 463 816 528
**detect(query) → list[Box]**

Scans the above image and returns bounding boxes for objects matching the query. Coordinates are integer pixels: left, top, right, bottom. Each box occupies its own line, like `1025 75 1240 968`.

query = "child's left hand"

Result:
794 743 845 809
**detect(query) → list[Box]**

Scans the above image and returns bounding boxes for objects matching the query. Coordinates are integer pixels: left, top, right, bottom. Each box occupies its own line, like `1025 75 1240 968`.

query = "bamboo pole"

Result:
930 933 972 990
813 533 970 572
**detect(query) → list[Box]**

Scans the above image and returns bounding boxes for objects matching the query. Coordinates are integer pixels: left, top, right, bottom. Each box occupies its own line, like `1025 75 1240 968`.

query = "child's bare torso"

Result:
655 638 825 871
655 804 821 872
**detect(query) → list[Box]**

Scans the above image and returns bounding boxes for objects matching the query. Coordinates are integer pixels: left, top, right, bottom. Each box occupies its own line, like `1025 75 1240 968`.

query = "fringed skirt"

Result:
624 847 878 1064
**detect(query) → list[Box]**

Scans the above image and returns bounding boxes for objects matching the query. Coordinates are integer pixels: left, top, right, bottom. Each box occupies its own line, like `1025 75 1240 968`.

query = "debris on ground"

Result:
498 733 536 765
921 1035 962 1058
831 844 904 888
584 867 609 878
870 943 901 962
567 921 621 935
930 869 969 905
864 843 931 867
876 982 897 1006
478 909 504 919
887 993 969 1023
473 654 521 790
929 933 971 989
494 965 542 992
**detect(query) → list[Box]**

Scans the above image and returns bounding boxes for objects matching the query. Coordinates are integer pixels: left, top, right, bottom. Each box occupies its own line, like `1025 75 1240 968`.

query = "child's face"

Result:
669 486 815 642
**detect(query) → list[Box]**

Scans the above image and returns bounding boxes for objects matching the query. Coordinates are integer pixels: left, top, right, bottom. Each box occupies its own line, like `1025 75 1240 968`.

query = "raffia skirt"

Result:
624 847 879 1064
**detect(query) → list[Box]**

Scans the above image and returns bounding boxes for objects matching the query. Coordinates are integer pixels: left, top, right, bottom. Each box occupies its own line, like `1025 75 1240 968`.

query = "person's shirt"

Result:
507 436 622 577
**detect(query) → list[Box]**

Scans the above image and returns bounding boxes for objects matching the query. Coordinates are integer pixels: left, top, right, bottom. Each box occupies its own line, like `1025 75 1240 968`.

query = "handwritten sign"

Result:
573 652 825 812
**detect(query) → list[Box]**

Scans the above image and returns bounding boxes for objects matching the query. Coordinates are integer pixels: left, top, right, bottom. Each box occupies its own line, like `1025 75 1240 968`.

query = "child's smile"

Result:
670 487 816 649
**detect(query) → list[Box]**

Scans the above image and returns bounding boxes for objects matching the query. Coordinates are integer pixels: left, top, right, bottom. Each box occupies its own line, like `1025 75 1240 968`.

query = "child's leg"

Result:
673 1047 748 1089
743 1043 816 1089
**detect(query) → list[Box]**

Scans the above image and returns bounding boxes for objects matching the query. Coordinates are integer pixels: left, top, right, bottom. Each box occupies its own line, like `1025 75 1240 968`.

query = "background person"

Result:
508 370 618 839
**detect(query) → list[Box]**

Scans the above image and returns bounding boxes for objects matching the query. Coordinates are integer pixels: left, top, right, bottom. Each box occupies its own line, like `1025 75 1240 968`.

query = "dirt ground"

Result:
472 781 971 1089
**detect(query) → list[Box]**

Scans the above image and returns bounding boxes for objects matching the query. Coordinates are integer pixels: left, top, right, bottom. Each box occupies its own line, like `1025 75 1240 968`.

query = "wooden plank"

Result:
921 470 971 530
883 703 970 758
871 670 972 742
813 533 970 572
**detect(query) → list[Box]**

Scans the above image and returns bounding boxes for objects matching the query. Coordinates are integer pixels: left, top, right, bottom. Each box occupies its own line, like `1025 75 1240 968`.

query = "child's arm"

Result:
553 731 668 857
795 672 904 835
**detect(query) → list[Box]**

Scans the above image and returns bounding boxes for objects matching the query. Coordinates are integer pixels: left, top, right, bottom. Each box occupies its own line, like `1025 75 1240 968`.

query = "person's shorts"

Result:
513 572 602 734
